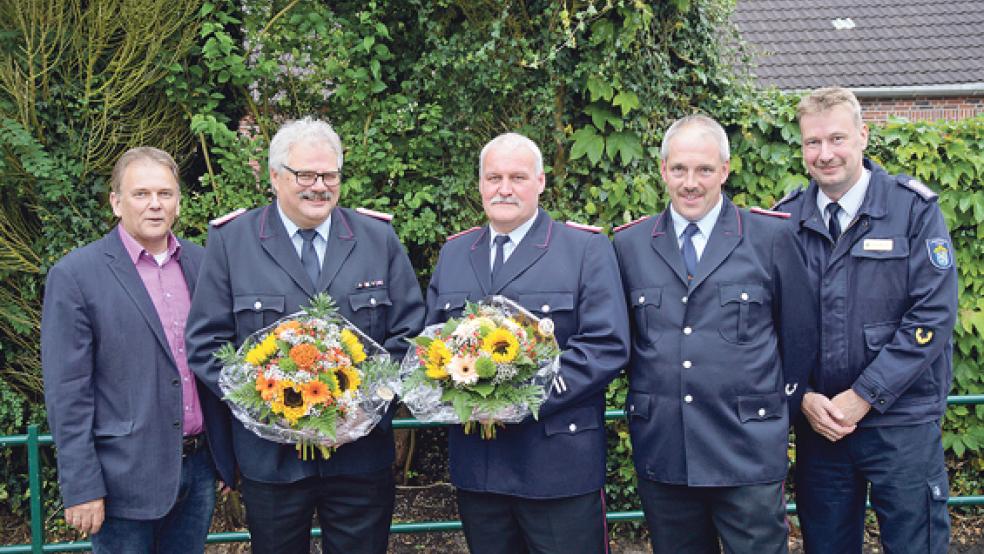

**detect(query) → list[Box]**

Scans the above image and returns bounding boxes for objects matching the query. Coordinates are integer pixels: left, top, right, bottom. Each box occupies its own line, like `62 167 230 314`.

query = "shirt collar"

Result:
489 211 538 248
117 224 180 265
276 201 332 241
669 193 723 240
816 168 871 222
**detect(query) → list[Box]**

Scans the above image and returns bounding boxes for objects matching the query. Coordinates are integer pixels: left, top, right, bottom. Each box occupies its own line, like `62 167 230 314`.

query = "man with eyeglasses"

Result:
186 117 425 554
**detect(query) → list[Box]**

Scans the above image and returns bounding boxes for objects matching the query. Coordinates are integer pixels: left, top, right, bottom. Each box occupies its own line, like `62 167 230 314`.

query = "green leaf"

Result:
612 91 640 117
606 131 644 165
570 127 605 166
586 76 614 102
470 382 495 397
584 104 621 132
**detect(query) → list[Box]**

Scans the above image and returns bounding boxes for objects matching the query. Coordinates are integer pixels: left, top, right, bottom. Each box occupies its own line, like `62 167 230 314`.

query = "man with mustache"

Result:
425 132 630 553
614 115 818 553
185 117 425 553
774 87 958 553
41 147 235 552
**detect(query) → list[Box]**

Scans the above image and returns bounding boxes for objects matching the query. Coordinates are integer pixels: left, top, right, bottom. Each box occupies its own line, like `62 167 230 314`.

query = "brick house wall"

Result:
859 96 984 123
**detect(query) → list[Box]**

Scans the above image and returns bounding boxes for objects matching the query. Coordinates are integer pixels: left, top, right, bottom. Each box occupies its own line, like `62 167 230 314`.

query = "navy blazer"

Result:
41 228 235 520
614 196 819 487
185 204 425 482
425 209 630 499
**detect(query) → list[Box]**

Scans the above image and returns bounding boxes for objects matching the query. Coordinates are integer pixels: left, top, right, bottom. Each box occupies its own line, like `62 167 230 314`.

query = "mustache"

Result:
300 190 333 202
490 196 520 206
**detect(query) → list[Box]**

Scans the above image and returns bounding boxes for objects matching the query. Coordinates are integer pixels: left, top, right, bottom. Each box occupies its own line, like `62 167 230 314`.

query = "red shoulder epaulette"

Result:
446 226 482 241
356 207 394 221
565 220 602 233
210 208 247 227
613 216 648 233
750 207 791 219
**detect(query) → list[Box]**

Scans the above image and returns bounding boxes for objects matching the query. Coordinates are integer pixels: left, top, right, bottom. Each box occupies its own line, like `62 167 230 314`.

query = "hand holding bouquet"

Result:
399 296 561 439
216 294 398 459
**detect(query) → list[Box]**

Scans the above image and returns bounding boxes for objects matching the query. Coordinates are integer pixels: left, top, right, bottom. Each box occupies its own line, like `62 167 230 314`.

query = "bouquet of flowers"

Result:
215 294 398 459
398 296 561 439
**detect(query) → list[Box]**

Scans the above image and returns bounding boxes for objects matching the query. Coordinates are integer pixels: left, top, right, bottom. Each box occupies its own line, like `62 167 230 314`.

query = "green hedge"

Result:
1 0 980 530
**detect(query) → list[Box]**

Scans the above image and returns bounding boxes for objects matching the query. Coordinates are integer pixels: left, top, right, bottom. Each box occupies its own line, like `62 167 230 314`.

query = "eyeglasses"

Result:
282 165 342 187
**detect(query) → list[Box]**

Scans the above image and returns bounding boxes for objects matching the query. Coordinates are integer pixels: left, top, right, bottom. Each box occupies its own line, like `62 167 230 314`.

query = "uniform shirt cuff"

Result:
852 375 897 414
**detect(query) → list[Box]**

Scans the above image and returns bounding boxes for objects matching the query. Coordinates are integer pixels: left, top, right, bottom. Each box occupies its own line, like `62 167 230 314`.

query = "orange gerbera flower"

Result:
274 320 302 336
303 380 332 405
255 373 280 401
289 343 320 371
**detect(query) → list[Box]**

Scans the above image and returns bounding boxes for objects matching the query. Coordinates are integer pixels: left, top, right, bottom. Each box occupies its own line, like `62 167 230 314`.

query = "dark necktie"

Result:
826 203 842 242
492 235 510 281
298 228 321 285
681 223 700 281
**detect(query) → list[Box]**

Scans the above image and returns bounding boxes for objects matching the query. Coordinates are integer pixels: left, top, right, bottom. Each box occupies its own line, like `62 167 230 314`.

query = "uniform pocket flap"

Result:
519 292 575 315
434 293 468 312
626 391 652 420
349 290 393 311
543 405 602 436
863 321 899 351
719 284 764 305
93 420 134 437
851 236 909 259
630 287 662 308
737 393 784 423
233 294 285 313
927 472 948 502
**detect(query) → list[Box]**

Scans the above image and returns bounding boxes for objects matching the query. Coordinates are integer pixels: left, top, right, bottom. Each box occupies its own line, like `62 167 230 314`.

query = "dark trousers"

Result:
239 468 394 554
456 488 609 554
637 478 787 554
795 421 950 554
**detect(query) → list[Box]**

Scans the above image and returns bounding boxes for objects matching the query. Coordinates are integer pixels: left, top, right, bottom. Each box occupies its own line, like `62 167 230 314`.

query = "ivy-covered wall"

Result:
1 0 980 532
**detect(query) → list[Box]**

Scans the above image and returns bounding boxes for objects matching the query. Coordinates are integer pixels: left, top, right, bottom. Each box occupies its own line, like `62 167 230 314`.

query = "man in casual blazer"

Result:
425 132 630 554
41 147 235 553
185 117 425 554
613 115 818 553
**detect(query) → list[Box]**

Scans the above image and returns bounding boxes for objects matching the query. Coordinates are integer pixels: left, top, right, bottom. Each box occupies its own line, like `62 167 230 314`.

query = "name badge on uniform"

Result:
863 238 894 251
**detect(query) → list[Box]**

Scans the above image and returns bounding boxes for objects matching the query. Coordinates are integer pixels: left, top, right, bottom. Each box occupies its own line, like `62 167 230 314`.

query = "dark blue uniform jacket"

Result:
614 196 819 486
185 204 425 482
425 209 630 498
775 159 958 427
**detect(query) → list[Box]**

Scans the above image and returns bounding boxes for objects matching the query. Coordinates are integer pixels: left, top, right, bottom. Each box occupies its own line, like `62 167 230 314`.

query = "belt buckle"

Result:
182 434 203 458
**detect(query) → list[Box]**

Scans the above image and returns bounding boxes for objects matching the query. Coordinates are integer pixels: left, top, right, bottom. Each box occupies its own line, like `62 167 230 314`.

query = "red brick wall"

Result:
859 96 984 122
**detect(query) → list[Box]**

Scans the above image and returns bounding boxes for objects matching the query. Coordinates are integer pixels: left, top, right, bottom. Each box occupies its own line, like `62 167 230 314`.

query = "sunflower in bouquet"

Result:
403 297 561 439
216 294 398 459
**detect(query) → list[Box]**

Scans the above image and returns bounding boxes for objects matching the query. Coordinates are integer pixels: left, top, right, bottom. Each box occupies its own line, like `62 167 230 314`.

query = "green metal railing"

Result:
2 395 982 554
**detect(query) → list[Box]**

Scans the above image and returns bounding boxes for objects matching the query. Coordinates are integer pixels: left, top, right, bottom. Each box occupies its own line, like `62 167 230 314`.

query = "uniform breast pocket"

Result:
718 284 764 344
233 294 285 336
434 293 468 320
851 237 909 300
630 287 662 344
349 289 393 340
518 292 574 338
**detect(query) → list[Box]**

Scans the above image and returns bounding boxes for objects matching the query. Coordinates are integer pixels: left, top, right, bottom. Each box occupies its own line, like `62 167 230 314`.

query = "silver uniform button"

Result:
638 296 645 304
253 301 262 310
682 360 692 369
758 408 766 417
683 326 692 335
568 423 577 433
629 404 635 412
681 296 688 304
740 292 749 301
370 297 377 306
542 304 551 313
444 302 451 310
684 395 693 403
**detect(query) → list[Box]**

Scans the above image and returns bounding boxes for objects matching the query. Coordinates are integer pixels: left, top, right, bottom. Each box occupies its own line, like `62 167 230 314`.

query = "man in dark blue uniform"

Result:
614 115 818 553
425 132 630 554
775 87 958 553
185 117 425 554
